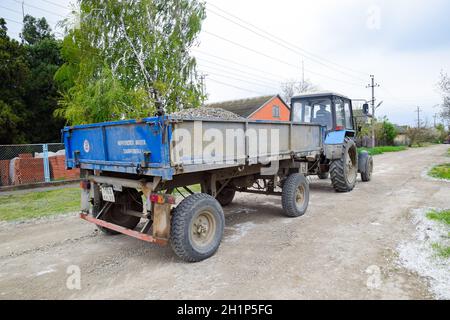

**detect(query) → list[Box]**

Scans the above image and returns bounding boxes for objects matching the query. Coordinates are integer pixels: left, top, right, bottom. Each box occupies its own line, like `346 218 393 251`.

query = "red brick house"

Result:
208 95 290 121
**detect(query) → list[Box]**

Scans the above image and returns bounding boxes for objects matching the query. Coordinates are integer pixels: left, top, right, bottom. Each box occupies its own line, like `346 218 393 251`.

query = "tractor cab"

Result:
290 92 373 191
290 92 355 134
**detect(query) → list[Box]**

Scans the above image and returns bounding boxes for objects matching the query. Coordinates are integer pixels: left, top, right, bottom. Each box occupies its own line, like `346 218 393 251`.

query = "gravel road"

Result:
0 145 449 300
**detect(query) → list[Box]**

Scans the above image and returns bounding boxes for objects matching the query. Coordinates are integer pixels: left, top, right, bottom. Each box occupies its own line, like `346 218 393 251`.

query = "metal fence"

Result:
0 143 80 188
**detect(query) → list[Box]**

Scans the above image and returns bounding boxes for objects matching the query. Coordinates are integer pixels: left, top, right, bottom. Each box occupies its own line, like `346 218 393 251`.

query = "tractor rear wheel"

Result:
330 138 358 193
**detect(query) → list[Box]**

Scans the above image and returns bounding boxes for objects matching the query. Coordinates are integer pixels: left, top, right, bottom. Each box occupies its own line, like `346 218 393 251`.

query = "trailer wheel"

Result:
97 189 142 235
330 138 358 193
216 187 236 207
171 193 224 262
281 173 310 218
318 172 329 180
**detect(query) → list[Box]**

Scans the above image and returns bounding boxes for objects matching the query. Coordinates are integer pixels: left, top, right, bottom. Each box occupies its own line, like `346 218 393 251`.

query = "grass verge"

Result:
428 163 450 180
359 146 407 156
0 187 80 222
427 209 450 258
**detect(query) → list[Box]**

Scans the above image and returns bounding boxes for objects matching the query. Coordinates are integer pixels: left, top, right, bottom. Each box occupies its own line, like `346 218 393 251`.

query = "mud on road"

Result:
0 145 449 299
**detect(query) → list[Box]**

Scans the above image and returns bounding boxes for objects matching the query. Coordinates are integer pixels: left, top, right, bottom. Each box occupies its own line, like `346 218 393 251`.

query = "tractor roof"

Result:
292 91 351 100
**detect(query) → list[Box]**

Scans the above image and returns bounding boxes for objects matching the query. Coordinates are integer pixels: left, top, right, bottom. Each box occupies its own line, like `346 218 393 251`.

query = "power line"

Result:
0 4 23 16
38 0 71 11
199 63 282 87
198 56 285 84
12 0 66 19
199 69 279 91
207 2 369 78
2 17 22 26
194 49 288 79
203 30 362 87
208 77 270 96
207 6 367 83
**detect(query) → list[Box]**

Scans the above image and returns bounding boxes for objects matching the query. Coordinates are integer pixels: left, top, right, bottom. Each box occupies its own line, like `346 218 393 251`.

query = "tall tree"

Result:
21 15 65 143
55 0 207 125
281 79 318 104
21 15 52 45
438 71 450 127
0 18 30 144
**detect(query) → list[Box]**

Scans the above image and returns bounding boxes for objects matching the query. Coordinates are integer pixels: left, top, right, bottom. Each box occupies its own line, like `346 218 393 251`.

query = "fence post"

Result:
43 144 51 183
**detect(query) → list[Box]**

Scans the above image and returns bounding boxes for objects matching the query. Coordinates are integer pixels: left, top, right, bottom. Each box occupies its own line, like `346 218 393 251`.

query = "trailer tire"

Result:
318 172 329 180
97 189 142 235
171 193 225 262
281 173 309 218
330 138 358 193
216 188 236 207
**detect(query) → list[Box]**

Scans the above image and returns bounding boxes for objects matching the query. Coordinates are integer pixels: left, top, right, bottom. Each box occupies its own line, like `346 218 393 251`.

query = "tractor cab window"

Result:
335 98 346 129
344 101 354 129
292 98 332 130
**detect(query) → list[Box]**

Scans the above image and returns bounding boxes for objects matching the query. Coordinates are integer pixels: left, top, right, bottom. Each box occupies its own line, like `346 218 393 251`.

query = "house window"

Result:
272 105 280 118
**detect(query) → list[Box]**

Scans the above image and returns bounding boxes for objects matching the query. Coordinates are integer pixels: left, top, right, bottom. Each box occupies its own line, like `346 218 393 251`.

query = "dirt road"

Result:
1 145 449 300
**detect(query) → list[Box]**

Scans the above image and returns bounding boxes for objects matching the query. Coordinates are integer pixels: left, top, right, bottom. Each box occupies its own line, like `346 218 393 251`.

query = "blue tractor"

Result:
290 92 373 192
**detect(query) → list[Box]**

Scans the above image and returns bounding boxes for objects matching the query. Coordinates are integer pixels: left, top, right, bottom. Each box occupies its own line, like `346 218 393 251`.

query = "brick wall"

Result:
49 155 80 180
0 159 10 186
13 154 44 185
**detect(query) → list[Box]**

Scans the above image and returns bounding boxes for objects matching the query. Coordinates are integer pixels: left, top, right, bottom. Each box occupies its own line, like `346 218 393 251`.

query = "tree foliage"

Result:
438 71 450 126
281 79 317 103
0 18 29 144
0 16 64 144
55 0 206 125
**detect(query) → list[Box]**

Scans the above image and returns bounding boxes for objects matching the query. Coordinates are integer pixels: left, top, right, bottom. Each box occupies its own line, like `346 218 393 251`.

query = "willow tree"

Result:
55 0 206 125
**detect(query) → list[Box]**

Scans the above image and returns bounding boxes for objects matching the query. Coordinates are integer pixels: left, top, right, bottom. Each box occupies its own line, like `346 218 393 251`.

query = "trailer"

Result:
64 92 373 262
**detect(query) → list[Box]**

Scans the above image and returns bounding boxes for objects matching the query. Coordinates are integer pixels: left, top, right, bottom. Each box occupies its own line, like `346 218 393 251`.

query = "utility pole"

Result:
433 113 437 127
21 1 25 20
366 75 380 148
416 107 422 128
199 73 207 99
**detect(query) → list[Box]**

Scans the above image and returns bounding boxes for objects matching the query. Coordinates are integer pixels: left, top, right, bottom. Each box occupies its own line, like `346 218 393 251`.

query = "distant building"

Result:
394 125 410 146
207 95 290 121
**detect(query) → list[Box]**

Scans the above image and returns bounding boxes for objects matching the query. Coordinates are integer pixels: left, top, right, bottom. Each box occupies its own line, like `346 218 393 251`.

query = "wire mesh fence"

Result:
0 143 80 188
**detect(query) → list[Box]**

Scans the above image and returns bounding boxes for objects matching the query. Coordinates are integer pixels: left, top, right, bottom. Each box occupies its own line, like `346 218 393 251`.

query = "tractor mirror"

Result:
363 103 370 115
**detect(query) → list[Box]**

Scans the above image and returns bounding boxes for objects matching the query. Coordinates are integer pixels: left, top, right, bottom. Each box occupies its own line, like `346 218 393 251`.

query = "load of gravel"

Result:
171 107 244 121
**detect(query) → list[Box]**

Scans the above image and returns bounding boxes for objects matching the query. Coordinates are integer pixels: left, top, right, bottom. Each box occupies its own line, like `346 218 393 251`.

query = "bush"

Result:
406 127 439 147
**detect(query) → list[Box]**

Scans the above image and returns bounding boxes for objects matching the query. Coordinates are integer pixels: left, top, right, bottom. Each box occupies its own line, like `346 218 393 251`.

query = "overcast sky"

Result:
2 0 449 126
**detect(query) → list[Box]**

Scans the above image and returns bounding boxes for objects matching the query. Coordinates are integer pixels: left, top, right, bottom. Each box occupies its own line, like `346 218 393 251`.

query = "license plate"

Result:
300 162 308 174
101 186 115 203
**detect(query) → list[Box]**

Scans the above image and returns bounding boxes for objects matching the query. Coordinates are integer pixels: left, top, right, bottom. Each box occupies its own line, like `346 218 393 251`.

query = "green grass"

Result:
428 163 450 180
0 187 80 222
427 210 450 259
359 146 407 156
427 209 450 226
431 243 450 259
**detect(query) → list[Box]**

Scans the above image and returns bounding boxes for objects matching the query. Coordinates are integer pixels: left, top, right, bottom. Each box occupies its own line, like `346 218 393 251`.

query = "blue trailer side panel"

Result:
64 117 174 180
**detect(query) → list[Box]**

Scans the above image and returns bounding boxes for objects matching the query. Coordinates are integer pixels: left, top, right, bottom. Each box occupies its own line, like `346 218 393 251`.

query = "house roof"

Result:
207 95 286 118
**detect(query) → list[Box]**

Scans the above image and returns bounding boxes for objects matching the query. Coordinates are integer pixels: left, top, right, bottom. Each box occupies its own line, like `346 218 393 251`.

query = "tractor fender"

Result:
324 131 347 160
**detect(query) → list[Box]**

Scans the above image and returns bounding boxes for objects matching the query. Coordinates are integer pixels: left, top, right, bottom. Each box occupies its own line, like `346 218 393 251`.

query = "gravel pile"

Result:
171 107 244 121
